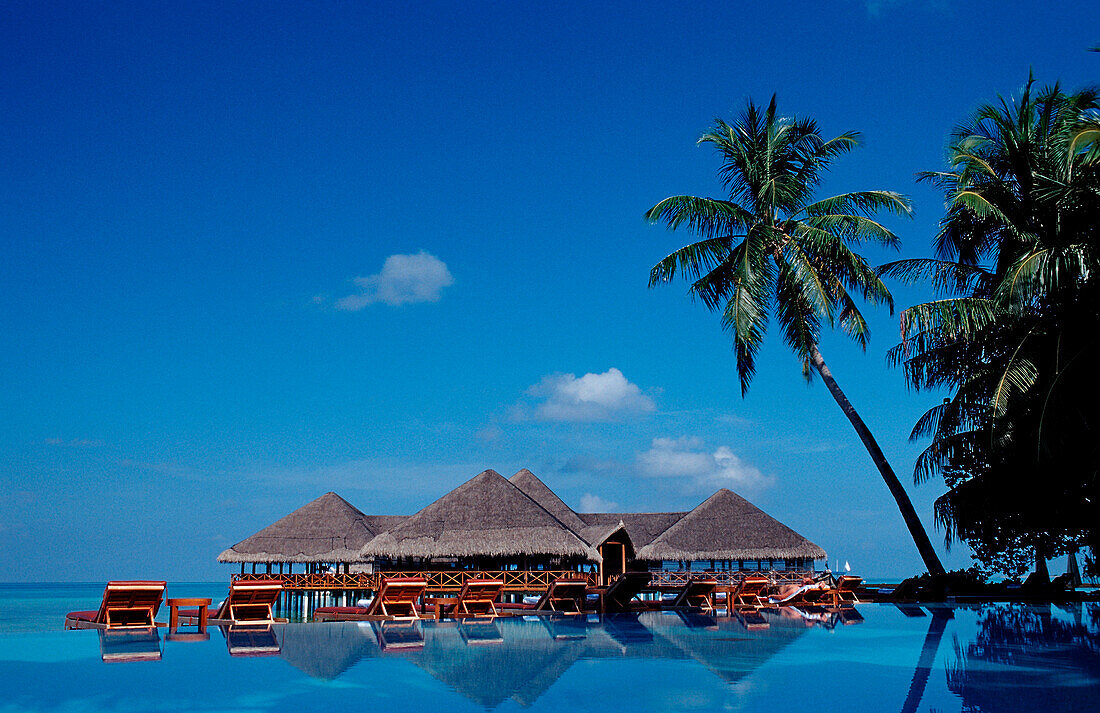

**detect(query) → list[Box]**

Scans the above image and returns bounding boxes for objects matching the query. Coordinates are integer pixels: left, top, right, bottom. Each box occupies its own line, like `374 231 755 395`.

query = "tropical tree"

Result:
882 78 1100 576
646 96 946 575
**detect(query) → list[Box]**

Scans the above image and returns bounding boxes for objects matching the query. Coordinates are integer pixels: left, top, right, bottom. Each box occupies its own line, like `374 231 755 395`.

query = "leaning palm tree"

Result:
646 96 946 575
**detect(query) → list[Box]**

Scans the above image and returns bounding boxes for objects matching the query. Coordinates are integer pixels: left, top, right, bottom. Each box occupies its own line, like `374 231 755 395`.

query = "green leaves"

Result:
888 77 1100 566
647 97 911 393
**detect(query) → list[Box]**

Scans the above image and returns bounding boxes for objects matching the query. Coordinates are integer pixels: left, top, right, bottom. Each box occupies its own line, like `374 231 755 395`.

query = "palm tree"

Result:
882 78 1100 573
646 96 946 575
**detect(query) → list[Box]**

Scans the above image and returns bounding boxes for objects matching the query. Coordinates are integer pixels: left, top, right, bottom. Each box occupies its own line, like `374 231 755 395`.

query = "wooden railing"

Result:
233 568 813 593
232 570 598 593
647 570 812 587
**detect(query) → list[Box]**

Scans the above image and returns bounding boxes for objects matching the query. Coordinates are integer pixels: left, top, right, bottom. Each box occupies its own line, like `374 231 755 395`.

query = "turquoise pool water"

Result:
1 585 1097 712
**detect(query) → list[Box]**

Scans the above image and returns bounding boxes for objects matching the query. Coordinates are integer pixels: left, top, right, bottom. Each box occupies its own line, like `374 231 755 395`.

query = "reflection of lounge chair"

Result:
98 628 162 662
458 617 504 645
670 576 717 614
603 612 654 645
314 577 426 621
222 624 281 657
730 576 770 611
180 580 284 625
540 613 587 640
432 579 504 618
736 609 770 630
786 606 837 628
372 619 424 651
600 572 652 613
836 606 864 625
895 604 927 617
835 575 862 604
675 609 719 629
65 581 167 630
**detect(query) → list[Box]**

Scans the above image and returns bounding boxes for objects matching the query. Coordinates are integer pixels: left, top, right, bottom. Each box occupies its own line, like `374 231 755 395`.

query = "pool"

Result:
0 587 1097 712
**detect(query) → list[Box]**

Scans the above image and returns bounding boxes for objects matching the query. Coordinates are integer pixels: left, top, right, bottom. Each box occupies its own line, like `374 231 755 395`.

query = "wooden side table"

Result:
167 597 212 631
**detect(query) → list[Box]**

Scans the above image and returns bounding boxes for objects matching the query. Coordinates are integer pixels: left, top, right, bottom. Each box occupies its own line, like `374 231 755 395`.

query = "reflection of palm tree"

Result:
900 609 952 713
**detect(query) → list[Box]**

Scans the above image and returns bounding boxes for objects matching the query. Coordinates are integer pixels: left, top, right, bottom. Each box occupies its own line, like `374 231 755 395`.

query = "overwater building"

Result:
218 468 825 584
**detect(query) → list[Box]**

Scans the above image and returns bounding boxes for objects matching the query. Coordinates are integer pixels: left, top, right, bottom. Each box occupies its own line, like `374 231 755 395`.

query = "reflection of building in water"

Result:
98 628 162 663
947 603 1100 713
273 611 812 707
276 622 379 679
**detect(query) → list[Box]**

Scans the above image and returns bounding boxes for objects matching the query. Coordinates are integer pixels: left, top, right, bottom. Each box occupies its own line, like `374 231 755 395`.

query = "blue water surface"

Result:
0 584 1097 712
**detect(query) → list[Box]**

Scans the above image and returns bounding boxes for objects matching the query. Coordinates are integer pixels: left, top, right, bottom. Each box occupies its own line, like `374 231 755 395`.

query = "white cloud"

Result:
578 493 619 513
44 437 104 448
335 251 454 309
518 368 656 422
637 436 774 493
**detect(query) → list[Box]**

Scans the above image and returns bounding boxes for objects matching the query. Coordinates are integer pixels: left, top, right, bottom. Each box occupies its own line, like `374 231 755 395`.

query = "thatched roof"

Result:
364 515 408 532
635 489 826 561
578 521 634 552
360 470 600 560
509 468 587 532
578 511 686 548
218 492 377 563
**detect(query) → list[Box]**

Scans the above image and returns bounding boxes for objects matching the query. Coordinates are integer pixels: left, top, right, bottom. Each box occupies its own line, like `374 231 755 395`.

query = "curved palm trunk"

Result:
809 344 947 576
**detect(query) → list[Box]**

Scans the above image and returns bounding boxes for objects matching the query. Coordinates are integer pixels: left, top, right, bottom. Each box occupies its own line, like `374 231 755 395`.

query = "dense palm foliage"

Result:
882 78 1100 575
647 96 947 575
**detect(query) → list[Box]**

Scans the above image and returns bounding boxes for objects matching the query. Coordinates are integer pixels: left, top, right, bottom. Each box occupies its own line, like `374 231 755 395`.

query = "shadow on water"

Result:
946 602 1100 713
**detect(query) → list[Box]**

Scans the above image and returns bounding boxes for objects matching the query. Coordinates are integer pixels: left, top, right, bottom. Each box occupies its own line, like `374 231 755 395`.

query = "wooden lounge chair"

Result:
313 577 425 621
730 576 770 611
765 581 831 607
65 581 167 630
835 575 863 604
600 571 652 613
180 580 284 625
430 578 504 618
501 576 590 613
669 576 717 614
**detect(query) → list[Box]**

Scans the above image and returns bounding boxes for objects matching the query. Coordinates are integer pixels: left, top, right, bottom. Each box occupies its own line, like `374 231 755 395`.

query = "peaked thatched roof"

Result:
578 511 686 548
509 468 587 532
360 470 599 560
635 489 826 561
218 492 377 563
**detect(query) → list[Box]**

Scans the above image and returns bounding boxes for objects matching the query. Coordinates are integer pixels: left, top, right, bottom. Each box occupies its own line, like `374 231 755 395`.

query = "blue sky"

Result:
1 1 1095 582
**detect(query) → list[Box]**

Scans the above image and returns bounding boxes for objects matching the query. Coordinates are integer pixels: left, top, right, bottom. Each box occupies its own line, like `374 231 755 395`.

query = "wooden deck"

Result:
233 569 813 593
